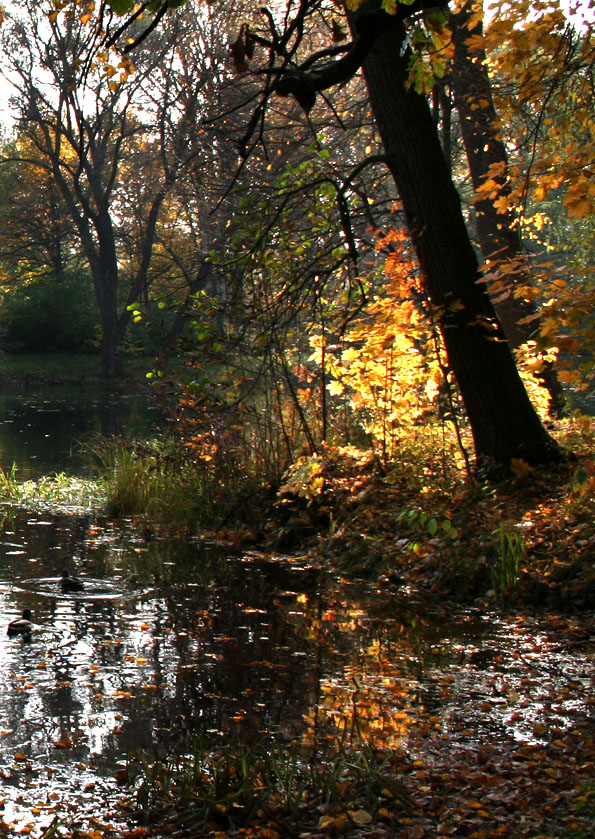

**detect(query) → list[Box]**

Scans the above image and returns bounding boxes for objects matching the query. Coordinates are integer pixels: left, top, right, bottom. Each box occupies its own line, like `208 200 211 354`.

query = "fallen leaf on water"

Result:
53 736 73 749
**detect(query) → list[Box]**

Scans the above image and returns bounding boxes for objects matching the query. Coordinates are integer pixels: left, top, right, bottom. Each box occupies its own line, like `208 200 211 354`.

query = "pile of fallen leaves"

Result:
125 675 595 839
267 428 594 611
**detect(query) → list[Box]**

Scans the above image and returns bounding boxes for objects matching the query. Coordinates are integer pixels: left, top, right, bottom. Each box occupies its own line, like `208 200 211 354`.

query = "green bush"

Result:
0 270 99 353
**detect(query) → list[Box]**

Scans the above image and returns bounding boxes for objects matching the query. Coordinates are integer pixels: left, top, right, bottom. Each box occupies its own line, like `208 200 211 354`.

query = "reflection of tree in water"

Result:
0 385 162 479
111 557 325 758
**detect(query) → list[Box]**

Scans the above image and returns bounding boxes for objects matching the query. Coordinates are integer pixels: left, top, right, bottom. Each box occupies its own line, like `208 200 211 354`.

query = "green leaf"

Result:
107 0 136 15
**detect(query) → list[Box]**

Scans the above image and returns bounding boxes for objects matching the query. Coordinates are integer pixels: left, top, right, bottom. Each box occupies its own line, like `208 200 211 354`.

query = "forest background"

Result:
0 2 592 837
0 0 592 605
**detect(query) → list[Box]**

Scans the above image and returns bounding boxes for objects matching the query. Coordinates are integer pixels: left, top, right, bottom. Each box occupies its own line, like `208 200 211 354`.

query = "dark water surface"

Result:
0 508 592 835
0 386 592 836
0 383 161 479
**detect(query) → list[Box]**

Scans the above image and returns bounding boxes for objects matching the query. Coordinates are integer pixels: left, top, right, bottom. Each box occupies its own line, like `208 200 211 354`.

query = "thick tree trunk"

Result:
357 14 561 470
94 215 123 379
97 284 122 379
449 0 565 413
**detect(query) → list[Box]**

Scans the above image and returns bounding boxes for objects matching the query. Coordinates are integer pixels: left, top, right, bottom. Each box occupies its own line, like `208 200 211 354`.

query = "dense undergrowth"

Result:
126 732 595 839
0 407 592 610
75 410 594 612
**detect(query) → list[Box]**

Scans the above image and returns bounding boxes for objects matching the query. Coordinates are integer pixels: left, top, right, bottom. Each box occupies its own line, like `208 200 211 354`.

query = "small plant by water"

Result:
131 736 411 836
0 464 104 511
492 524 525 600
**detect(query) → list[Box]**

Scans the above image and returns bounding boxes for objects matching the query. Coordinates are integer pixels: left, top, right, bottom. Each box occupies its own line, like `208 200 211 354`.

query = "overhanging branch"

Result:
272 1 447 112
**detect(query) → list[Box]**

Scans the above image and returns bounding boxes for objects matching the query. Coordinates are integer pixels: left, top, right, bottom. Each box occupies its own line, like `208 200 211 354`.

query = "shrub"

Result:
0 270 99 353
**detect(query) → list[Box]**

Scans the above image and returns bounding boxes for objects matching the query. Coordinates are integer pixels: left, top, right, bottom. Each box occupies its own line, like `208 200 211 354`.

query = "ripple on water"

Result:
15 577 150 601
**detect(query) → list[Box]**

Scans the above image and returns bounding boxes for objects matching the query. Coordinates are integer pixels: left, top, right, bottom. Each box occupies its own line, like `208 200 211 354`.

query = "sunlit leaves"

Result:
469 1 595 395
305 225 444 461
406 12 455 93
280 455 325 500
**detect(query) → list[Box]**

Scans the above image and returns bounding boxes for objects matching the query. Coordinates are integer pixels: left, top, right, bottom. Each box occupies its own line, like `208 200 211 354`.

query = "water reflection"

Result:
17 577 136 600
0 508 592 836
0 383 162 479
0 511 330 832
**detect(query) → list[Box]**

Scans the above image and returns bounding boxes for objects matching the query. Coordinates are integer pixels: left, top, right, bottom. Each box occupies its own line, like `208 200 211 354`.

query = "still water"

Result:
0 383 162 479
0 385 592 836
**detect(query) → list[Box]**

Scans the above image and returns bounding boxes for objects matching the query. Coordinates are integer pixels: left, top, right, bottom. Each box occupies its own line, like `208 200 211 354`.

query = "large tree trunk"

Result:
449 0 565 413
357 13 561 471
94 214 123 379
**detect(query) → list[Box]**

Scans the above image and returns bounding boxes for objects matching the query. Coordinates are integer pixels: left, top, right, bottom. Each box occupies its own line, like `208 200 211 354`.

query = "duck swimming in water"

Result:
7 608 33 637
61 570 84 592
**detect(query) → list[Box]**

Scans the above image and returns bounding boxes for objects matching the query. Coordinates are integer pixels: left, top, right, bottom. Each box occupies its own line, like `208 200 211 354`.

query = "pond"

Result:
0 382 162 479
0 385 592 837
1 507 593 836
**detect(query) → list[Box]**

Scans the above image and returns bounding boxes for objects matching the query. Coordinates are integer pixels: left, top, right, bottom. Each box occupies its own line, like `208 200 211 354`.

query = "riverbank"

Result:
0 352 159 386
0 353 592 612
266 444 595 613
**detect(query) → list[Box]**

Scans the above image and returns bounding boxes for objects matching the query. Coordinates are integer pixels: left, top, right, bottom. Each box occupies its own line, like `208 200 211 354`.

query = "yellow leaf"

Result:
465 33 486 51
493 194 510 214
318 815 337 829
349 809 373 825
327 380 345 396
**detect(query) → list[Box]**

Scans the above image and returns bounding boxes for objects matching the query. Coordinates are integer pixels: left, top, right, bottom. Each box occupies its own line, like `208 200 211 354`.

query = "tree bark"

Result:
449 0 565 413
355 13 561 470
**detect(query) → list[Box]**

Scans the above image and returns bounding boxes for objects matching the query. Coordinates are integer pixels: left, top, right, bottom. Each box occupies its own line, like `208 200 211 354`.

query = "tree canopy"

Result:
0 0 592 472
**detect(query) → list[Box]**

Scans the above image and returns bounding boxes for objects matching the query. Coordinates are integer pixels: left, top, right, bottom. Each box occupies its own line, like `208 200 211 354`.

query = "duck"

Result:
7 608 33 637
61 570 84 593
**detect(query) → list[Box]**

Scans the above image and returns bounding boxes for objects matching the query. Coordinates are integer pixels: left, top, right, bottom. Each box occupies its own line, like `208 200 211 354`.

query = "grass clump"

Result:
0 463 104 511
130 737 411 837
492 524 525 601
91 436 270 534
